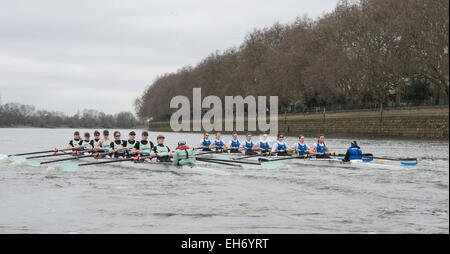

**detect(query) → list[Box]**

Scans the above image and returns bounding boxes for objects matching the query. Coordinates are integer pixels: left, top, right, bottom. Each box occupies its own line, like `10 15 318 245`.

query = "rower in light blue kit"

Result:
67 131 81 150
342 141 363 162
94 130 112 157
110 131 126 159
77 132 95 155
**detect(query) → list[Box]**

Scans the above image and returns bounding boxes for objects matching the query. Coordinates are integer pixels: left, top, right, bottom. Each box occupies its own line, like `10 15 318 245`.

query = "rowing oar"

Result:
0 148 74 162
195 158 241 167
59 155 153 171
362 154 418 165
231 153 264 161
196 157 288 170
197 157 260 165
38 152 112 165
8 148 73 157
26 150 89 159
15 152 111 167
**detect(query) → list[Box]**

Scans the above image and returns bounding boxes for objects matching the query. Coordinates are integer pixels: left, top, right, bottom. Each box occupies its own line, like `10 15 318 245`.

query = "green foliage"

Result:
0 103 139 128
136 0 448 121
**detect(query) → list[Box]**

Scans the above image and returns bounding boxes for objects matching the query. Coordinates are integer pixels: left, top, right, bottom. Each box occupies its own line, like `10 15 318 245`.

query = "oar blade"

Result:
0 154 8 161
215 156 230 161
60 162 78 172
400 161 417 166
261 161 284 170
25 161 41 167
10 156 26 162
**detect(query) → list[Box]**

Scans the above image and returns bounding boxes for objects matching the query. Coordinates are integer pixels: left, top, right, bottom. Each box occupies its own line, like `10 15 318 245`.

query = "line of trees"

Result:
0 102 139 128
135 0 449 121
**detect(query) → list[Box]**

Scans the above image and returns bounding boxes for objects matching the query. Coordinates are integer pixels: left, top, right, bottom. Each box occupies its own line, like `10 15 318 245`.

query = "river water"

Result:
0 128 448 233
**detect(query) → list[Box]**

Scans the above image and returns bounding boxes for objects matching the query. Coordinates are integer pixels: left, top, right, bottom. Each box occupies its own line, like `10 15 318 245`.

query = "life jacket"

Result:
70 139 80 147
348 147 362 160
126 140 136 150
202 139 211 147
174 146 195 166
139 141 152 155
276 142 287 152
81 139 91 146
155 144 171 162
112 140 126 154
112 140 122 150
214 140 224 148
100 139 111 149
155 145 170 154
315 143 326 154
243 140 254 150
297 143 308 155
230 139 240 148
259 141 270 151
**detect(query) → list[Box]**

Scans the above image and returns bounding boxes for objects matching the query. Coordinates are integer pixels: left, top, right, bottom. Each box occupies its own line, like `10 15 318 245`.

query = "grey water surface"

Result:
0 128 448 233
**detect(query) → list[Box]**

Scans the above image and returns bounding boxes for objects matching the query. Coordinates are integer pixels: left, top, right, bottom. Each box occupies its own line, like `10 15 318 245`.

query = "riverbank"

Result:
148 106 449 140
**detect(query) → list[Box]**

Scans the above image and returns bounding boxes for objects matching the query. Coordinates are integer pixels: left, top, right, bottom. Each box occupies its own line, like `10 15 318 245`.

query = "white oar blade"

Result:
60 162 78 172
261 161 284 170
25 161 41 167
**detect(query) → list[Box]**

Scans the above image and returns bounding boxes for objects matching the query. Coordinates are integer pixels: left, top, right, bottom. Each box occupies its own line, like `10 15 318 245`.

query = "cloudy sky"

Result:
0 0 339 115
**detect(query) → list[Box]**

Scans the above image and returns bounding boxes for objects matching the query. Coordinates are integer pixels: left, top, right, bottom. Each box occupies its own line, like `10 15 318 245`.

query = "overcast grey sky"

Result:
0 0 339 115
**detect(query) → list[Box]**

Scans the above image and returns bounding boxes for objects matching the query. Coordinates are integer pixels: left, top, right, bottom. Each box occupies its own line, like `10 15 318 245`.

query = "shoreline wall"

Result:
148 106 449 140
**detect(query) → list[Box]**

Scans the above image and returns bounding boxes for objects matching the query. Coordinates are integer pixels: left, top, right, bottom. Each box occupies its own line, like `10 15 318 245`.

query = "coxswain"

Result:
198 133 212 151
151 134 173 162
172 140 196 167
308 134 330 158
342 141 363 162
227 132 241 153
240 133 257 155
292 135 310 157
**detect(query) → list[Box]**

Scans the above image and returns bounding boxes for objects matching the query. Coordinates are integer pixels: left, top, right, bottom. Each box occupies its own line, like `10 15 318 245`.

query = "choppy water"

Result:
0 128 448 233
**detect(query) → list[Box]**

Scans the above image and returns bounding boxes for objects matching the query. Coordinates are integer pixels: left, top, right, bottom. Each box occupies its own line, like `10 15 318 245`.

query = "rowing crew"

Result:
68 130 364 165
198 132 363 161
67 130 196 166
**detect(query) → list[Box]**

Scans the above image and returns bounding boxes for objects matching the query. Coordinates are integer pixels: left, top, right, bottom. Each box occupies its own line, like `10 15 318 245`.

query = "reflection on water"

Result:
0 128 448 233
